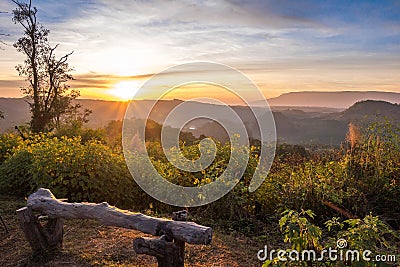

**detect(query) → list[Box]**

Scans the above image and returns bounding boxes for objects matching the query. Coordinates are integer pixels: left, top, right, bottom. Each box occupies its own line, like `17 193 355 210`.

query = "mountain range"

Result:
1 91 399 146
254 91 400 108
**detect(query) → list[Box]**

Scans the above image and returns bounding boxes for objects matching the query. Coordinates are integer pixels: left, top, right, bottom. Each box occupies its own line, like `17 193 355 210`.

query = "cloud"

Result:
71 72 154 90
1 0 399 100
36 0 335 72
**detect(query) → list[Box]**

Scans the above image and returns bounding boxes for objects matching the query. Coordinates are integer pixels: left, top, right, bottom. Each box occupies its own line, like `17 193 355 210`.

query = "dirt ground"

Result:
0 196 264 267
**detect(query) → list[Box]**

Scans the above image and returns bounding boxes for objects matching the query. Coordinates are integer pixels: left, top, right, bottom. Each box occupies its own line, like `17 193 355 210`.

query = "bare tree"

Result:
12 0 89 132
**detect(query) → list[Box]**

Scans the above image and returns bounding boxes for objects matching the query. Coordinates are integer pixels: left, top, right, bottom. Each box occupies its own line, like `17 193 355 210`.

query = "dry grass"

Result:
0 196 264 267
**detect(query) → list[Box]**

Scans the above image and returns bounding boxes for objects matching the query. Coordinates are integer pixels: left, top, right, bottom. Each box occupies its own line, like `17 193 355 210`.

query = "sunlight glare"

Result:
109 81 140 100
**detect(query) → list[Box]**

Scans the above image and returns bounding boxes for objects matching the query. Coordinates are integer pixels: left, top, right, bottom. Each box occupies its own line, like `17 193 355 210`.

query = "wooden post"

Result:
42 216 64 249
133 211 188 267
134 235 181 267
0 213 8 233
16 206 64 253
172 210 188 267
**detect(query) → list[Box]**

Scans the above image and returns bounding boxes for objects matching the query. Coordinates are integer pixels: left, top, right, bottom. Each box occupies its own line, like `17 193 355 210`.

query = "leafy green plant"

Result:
0 134 143 208
263 209 322 267
0 133 23 164
55 120 106 144
264 211 398 266
0 149 33 196
325 214 398 254
279 209 322 251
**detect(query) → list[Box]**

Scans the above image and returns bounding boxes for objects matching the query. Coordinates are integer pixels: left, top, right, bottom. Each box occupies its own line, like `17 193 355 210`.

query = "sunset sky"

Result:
0 0 399 103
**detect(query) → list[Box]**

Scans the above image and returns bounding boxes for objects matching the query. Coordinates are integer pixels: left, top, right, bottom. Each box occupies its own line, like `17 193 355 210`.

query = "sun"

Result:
109 81 140 100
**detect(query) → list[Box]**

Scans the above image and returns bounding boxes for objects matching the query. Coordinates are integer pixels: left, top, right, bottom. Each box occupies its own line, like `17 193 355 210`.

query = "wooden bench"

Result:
17 188 212 267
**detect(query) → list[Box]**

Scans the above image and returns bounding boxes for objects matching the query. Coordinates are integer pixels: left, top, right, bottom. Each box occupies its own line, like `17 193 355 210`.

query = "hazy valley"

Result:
1 91 399 146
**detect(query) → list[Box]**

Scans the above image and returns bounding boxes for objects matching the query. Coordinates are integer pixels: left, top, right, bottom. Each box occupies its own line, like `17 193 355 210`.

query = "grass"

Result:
0 195 267 267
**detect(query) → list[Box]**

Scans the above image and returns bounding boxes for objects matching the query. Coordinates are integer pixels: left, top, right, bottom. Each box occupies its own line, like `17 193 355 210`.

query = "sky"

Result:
0 0 399 102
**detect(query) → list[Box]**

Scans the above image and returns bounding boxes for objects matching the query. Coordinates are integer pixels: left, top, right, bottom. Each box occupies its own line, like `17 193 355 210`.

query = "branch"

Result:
46 49 74 113
55 50 74 69
322 200 358 219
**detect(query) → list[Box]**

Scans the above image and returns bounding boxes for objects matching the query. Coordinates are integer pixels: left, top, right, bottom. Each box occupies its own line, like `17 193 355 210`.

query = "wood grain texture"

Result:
27 188 212 245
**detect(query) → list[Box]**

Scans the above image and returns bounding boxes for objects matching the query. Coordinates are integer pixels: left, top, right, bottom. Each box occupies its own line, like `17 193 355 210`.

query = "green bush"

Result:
264 210 398 267
55 121 106 144
325 214 397 253
254 121 400 221
0 121 399 232
0 135 143 208
0 133 23 164
0 149 33 196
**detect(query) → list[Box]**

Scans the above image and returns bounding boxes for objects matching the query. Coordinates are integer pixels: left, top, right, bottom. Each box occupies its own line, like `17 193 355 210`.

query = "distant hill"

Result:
259 91 400 108
0 97 30 130
334 100 400 122
0 98 131 131
1 97 398 146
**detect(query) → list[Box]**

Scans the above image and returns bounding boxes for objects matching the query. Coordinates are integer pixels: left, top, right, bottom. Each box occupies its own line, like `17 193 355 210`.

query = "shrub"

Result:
0 133 23 164
264 210 398 267
0 135 143 208
0 149 33 196
325 214 397 253
55 121 106 144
